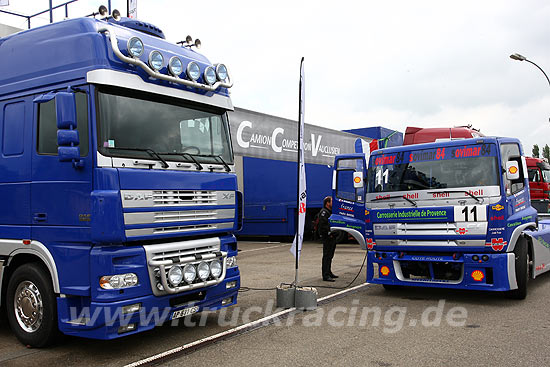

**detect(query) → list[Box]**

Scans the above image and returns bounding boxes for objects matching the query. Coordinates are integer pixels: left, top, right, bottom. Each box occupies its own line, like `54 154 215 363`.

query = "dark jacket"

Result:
318 207 332 239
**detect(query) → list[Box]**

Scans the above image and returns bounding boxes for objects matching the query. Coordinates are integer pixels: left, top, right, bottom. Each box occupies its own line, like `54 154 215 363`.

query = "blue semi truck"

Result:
0 15 241 346
331 137 550 299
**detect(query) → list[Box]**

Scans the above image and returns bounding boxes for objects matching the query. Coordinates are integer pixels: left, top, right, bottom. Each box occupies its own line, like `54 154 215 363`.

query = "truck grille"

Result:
121 190 235 208
126 222 233 237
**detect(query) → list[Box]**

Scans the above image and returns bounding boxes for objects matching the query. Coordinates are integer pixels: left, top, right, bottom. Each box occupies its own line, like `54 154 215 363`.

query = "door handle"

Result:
33 213 47 222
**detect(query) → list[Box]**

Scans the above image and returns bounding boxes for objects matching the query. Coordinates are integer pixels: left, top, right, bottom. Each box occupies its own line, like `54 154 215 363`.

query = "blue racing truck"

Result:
0 14 240 346
331 137 550 299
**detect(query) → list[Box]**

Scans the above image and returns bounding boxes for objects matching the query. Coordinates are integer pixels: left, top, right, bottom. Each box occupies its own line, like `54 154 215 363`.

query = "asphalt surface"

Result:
2 240 550 366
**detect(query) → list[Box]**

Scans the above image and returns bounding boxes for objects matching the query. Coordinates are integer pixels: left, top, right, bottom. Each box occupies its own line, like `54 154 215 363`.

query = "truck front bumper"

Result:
367 251 516 292
56 273 240 340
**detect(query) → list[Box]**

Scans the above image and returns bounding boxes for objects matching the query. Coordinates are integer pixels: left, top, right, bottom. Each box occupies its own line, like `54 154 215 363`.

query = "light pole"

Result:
510 53 550 87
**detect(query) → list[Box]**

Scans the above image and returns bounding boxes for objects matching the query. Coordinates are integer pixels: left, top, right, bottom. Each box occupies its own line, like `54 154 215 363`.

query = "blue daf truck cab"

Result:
0 15 241 347
330 137 550 299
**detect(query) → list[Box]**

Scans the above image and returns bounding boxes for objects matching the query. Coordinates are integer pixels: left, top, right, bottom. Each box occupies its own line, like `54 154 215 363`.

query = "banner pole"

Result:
294 57 305 286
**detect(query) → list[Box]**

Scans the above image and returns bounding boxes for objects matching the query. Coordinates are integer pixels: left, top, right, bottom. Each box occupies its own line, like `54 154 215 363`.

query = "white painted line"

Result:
124 283 369 367
249 145 267 149
239 243 291 254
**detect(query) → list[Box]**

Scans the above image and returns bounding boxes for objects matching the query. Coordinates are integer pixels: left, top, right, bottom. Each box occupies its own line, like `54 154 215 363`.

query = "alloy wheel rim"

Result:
14 281 43 333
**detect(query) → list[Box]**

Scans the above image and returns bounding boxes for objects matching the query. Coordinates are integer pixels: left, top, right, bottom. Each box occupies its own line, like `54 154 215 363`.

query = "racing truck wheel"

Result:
507 241 529 300
6 263 59 347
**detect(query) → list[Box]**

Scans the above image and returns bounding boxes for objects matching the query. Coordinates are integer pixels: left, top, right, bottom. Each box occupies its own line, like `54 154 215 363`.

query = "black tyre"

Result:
6 263 59 347
507 241 529 300
333 230 347 244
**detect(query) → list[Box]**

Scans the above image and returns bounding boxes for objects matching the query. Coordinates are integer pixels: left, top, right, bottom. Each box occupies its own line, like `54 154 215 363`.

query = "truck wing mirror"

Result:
353 172 364 188
56 92 77 129
55 91 82 167
506 161 520 181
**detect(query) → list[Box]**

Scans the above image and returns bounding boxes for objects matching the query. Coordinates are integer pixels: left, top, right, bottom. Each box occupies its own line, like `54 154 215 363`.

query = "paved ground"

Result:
2 240 550 366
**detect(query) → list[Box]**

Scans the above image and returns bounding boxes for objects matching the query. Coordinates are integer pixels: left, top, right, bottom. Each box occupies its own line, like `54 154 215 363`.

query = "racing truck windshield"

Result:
367 143 500 193
97 88 233 165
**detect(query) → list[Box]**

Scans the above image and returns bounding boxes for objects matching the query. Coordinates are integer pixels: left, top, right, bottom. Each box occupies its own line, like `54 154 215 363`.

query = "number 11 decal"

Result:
454 205 487 222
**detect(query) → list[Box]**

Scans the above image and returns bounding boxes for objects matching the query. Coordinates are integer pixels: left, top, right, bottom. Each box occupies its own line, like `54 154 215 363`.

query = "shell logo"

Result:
380 266 390 276
471 270 485 282
491 204 504 211
508 166 518 175
354 176 362 184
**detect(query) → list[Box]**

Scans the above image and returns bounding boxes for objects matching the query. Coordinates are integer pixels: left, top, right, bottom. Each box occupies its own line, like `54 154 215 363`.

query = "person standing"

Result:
319 196 338 281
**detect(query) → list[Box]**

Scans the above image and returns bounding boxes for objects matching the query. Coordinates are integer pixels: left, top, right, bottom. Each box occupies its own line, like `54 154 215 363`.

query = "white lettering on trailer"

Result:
236 120 252 148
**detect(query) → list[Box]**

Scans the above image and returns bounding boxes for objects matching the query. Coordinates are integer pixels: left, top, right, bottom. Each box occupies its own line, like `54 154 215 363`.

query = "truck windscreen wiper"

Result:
427 190 481 203
159 152 203 170
371 195 417 207
194 154 231 172
107 147 169 168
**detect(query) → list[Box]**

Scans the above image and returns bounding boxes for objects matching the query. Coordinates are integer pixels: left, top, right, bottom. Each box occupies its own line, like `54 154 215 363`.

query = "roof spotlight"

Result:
186 35 193 45
98 5 108 16
194 39 201 49
112 9 121 21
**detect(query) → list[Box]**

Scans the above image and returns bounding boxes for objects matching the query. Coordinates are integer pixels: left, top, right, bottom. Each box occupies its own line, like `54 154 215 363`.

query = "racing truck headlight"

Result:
183 264 197 284
215 63 228 81
210 260 222 278
226 256 237 268
100 273 138 289
127 37 144 57
168 56 183 76
168 265 183 286
204 66 217 85
197 261 210 281
149 50 164 71
186 61 200 81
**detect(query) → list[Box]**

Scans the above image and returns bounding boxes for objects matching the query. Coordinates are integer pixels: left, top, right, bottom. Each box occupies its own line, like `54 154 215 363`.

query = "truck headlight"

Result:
210 260 222 278
149 50 164 71
168 56 183 76
183 264 197 283
216 63 228 81
197 261 210 281
100 273 138 289
168 265 183 286
127 37 144 57
187 61 200 81
204 66 216 85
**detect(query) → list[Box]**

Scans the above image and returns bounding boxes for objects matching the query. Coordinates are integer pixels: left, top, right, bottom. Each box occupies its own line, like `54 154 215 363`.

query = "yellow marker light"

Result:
380 266 390 276
471 270 485 282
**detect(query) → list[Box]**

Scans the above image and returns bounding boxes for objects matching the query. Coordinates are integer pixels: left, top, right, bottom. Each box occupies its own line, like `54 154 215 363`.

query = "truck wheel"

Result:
333 231 347 244
6 263 59 347
507 242 529 300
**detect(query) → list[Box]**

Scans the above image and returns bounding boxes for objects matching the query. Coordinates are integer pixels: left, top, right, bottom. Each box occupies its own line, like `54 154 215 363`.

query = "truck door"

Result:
331 154 368 248
31 90 92 234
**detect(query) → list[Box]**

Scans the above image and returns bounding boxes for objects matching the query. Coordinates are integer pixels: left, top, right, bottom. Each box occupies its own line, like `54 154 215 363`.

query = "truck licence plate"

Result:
172 306 199 320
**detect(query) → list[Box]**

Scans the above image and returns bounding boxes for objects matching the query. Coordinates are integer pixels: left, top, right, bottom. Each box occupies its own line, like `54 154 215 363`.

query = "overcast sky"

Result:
1 0 549 154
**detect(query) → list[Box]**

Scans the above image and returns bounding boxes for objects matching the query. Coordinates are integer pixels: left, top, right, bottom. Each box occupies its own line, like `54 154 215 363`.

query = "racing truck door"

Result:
331 154 368 249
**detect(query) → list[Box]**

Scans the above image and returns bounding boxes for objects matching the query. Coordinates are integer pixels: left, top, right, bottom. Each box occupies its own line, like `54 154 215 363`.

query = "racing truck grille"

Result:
152 190 217 207
374 222 487 247
143 238 227 296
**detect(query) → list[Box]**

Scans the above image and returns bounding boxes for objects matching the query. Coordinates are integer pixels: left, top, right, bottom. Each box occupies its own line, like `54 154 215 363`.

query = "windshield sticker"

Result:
373 143 494 166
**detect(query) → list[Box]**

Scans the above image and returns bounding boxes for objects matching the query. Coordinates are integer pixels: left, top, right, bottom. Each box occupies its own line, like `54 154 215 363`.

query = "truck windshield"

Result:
96 88 233 164
543 169 550 183
367 143 500 193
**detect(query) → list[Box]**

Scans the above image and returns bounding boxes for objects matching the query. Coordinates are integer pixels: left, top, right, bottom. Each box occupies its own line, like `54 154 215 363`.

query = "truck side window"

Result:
336 158 365 203
37 93 89 156
500 143 524 195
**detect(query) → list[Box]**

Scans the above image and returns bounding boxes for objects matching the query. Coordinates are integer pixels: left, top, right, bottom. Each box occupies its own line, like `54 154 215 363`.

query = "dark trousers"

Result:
322 236 337 278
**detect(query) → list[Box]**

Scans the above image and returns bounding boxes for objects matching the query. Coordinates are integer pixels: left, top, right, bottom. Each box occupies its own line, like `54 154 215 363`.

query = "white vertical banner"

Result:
0 0 9 6
290 58 306 261
128 0 137 18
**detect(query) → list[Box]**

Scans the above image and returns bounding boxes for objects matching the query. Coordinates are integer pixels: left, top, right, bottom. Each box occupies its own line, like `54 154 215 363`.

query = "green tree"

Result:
533 144 540 158
543 144 550 162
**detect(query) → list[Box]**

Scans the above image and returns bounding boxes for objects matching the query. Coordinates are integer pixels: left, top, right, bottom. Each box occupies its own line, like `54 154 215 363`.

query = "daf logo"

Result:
222 192 235 200
124 193 153 201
